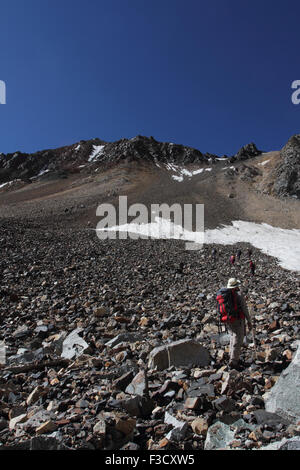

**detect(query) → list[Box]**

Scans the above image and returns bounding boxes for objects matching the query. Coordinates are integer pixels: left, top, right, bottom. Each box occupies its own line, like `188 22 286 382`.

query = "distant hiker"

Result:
176 262 184 274
248 248 253 258
211 248 217 260
216 278 253 370
175 262 184 278
230 254 235 266
249 260 255 276
236 249 242 260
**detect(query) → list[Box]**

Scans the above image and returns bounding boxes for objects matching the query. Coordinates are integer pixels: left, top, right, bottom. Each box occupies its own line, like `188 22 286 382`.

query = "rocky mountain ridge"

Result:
2 134 300 201
0 136 261 185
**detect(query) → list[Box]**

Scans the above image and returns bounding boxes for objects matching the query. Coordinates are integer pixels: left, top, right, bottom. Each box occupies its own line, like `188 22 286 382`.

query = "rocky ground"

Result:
0 218 299 451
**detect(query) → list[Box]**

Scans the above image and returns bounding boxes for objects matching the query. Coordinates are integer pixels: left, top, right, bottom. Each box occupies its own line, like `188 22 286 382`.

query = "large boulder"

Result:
264 343 300 423
148 339 210 371
260 437 300 451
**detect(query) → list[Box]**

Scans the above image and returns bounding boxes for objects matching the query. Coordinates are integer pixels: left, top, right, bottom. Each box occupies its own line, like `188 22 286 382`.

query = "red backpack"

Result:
216 288 244 323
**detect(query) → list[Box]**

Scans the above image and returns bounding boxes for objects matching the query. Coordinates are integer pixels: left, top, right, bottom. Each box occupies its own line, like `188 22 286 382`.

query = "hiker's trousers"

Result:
227 318 245 363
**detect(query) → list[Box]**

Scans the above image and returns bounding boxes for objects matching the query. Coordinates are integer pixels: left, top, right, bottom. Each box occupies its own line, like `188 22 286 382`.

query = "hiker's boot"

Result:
228 360 240 371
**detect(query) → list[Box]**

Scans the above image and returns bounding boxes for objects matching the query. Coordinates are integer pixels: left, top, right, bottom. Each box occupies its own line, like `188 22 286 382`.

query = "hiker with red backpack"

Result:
230 254 235 266
216 278 253 370
249 260 255 276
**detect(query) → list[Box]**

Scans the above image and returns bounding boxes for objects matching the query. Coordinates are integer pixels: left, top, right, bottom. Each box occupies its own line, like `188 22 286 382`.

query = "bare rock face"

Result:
147 339 211 371
101 135 207 165
273 134 300 198
239 164 262 181
231 142 262 162
264 342 300 423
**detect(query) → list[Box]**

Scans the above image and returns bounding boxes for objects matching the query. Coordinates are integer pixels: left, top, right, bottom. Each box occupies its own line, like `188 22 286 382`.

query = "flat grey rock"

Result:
61 329 89 360
148 339 210 371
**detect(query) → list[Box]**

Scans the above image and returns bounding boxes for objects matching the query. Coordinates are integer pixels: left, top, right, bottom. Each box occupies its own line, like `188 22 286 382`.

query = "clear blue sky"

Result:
0 0 299 156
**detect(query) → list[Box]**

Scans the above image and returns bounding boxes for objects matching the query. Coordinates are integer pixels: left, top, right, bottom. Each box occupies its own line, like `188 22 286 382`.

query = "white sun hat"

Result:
227 278 241 289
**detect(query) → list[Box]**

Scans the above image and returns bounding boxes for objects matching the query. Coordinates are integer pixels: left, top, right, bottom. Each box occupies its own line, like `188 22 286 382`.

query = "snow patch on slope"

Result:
37 169 50 177
0 179 22 189
88 145 105 162
258 159 270 166
161 163 212 181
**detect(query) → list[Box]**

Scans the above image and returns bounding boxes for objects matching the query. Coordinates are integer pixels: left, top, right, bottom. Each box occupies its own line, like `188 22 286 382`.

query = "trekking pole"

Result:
252 328 258 361
248 304 258 361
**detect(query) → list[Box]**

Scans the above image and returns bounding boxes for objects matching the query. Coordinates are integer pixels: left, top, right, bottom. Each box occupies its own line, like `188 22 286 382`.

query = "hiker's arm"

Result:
239 294 253 328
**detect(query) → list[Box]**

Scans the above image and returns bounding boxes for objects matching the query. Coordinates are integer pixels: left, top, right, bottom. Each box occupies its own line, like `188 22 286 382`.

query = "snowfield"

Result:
97 215 204 244
205 221 300 273
96 219 300 273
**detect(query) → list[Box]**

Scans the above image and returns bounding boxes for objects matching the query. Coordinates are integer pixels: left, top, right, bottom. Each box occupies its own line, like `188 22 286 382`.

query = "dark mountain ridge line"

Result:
0 135 262 185
1 134 300 200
